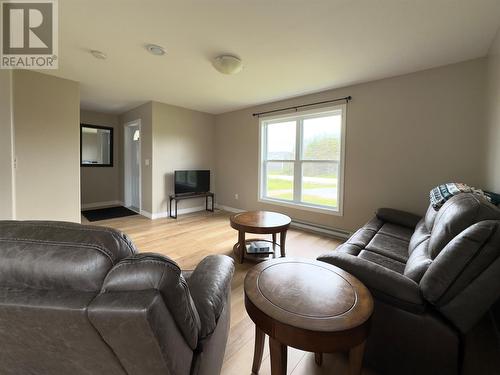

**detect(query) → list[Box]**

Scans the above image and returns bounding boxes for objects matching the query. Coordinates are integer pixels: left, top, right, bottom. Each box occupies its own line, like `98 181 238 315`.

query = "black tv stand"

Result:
169 192 215 219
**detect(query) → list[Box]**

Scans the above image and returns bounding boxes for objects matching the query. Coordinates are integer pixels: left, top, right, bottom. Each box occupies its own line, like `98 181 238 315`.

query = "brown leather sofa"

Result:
318 194 500 375
0 220 234 375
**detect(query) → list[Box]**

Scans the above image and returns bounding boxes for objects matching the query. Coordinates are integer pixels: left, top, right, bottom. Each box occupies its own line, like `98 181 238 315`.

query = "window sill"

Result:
258 197 343 216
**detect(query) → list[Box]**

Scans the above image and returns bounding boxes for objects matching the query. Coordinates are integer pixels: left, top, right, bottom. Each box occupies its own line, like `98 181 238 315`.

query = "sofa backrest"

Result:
0 221 139 375
427 194 500 258
405 195 500 281
0 220 136 291
403 195 500 332
89 253 200 375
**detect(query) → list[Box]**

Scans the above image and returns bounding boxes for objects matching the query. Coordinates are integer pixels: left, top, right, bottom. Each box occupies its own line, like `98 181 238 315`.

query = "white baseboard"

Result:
140 210 152 219
216 204 351 240
215 204 245 213
143 205 208 220
82 200 123 210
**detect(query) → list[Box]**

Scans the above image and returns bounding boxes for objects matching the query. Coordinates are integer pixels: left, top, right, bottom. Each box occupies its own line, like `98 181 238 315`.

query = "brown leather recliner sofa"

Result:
318 193 500 375
0 220 234 375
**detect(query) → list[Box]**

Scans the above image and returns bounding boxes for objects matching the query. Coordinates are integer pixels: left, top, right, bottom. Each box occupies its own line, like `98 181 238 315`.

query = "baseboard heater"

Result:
290 219 351 240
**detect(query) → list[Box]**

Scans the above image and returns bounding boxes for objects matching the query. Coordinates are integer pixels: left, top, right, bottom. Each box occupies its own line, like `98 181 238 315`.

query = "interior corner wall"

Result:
120 102 153 214
13 70 81 222
151 101 216 216
486 28 500 193
214 58 488 232
0 70 15 220
80 110 122 207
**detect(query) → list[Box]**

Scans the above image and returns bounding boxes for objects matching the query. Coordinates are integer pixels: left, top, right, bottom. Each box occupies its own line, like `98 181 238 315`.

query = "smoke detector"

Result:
90 50 107 60
146 44 166 56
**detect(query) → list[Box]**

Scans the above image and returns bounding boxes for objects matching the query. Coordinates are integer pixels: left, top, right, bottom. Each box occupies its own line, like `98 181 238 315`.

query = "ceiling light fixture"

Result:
213 55 243 75
90 50 107 60
146 44 166 56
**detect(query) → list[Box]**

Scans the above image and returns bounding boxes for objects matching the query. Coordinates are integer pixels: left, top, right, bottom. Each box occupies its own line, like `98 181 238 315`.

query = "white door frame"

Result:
124 119 142 213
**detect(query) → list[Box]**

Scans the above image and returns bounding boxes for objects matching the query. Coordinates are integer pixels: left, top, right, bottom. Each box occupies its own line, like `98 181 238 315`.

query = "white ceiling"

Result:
46 0 500 114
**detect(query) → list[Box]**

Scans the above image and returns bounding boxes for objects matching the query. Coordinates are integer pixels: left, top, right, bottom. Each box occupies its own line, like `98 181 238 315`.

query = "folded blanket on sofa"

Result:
485 191 500 206
430 183 491 211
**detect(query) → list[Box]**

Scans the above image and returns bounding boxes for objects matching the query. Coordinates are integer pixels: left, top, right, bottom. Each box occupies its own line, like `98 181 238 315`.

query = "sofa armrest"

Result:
187 255 234 338
318 252 425 313
376 208 421 229
101 253 200 349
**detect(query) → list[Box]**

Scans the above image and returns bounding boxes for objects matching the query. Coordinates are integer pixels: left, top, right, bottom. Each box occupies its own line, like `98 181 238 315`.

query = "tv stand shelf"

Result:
168 192 215 219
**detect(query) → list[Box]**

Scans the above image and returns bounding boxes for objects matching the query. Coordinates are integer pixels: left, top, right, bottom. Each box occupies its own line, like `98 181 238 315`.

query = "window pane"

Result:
265 162 294 201
302 115 341 160
301 162 338 208
266 121 296 160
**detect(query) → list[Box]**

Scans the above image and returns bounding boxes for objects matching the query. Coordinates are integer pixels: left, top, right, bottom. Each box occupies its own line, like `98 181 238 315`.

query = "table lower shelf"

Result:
234 239 279 262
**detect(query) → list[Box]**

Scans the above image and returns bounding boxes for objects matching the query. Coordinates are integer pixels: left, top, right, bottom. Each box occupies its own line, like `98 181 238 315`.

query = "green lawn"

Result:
267 176 337 191
302 195 337 207
267 177 293 191
266 176 337 207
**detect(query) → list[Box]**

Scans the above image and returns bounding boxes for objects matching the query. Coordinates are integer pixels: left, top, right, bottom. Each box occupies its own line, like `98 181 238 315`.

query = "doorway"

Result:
124 120 141 213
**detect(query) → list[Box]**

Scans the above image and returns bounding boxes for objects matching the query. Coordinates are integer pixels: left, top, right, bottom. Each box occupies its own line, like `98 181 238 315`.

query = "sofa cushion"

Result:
424 205 438 230
335 217 383 256
366 234 409 263
378 223 414 242
349 227 381 248
408 219 431 255
359 250 406 274
404 239 432 282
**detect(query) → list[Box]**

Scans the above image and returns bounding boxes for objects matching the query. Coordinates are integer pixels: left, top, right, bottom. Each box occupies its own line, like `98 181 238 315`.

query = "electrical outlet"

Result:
145 159 150 166
234 193 239 200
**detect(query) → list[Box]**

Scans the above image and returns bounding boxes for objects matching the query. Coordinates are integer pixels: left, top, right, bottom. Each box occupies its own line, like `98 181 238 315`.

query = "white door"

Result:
124 121 141 213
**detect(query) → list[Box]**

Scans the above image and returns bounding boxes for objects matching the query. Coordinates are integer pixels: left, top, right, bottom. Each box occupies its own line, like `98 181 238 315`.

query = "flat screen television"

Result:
174 170 210 195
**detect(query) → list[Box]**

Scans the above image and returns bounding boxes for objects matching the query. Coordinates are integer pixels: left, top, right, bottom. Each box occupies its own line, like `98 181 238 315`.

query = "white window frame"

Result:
258 104 346 216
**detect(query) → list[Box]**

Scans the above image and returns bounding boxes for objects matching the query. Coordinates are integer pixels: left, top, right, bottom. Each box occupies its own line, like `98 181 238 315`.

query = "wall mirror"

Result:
80 124 113 167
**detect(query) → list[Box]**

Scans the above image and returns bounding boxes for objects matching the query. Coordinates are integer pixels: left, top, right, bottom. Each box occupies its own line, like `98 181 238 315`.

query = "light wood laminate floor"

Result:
85 209 380 375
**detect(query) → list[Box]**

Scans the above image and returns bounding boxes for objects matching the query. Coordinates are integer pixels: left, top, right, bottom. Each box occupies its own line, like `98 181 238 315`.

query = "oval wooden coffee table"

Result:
244 258 373 375
230 211 291 264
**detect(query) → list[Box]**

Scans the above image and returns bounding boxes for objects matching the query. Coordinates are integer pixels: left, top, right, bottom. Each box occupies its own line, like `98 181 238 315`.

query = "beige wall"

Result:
80 110 122 206
152 101 215 214
13 70 80 222
215 58 487 232
120 102 153 213
486 28 500 192
0 71 15 220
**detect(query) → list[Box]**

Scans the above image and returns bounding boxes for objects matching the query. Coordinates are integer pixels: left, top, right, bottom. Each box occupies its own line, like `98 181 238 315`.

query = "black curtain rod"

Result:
252 96 352 117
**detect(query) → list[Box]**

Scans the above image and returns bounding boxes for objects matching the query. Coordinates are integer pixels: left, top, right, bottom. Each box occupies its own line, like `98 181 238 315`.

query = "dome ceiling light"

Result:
213 55 243 75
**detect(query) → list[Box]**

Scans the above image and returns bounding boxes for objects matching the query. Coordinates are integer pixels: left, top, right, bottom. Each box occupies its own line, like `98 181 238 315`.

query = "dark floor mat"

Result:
82 206 138 222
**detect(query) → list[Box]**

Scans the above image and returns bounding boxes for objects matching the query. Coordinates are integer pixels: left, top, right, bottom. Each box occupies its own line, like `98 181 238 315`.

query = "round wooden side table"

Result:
244 258 374 375
230 211 291 264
